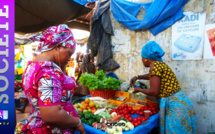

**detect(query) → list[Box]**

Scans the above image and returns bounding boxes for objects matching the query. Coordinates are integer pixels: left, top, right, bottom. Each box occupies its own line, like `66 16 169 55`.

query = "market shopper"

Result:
22 24 85 134
76 54 95 95
130 41 196 134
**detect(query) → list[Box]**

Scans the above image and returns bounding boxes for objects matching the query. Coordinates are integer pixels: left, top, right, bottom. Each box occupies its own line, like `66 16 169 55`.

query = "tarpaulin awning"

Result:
73 0 98 5
15 0 92 33
110 0 188 35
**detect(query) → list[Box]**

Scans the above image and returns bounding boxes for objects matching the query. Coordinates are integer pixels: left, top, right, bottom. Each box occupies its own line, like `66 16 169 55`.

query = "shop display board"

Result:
172 12 206 60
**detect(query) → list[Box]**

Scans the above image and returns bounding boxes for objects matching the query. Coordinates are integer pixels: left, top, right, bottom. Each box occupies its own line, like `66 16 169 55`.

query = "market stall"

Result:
72 70 159 134
73 95 159 134
75 113 159 134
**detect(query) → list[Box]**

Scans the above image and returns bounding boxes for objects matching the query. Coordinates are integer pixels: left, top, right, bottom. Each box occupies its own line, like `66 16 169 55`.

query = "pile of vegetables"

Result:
74 98 100 114
79 70 122 91
79 111 103 126
15 122 24 134
76 97 159 134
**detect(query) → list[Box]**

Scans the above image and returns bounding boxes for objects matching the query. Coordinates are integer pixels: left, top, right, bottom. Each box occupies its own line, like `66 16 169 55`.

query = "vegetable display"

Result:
76 97 159 134
79 70 122 91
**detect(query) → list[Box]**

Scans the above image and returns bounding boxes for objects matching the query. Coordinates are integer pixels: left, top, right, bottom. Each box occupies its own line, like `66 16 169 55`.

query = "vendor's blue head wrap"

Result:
141 41 165 61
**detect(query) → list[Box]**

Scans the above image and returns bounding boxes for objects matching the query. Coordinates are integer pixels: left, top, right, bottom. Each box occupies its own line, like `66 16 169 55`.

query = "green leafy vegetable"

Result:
79 70 122 91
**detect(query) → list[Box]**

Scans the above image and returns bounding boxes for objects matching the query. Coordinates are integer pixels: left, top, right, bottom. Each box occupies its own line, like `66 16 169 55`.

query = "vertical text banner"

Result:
0 0 15 133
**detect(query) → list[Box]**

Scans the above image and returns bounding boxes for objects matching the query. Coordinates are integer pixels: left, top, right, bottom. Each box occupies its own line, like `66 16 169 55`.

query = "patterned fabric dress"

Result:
22 61 79 134
149 61 196 134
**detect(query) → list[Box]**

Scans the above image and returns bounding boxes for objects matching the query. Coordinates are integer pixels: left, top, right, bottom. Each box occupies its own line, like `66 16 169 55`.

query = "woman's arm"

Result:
133 75 160 96
137 74 150 80
40 105 85 133
130 74 149 86
133 62 160 97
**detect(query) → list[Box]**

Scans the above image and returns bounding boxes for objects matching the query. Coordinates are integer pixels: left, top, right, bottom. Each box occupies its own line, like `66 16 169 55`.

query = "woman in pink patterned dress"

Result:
21 24 85 134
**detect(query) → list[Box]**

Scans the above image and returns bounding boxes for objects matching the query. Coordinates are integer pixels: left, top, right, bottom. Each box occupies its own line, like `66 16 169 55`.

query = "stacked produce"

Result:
77 96 159 134
15 122 24 134
79 70 122 91
74 98 100 114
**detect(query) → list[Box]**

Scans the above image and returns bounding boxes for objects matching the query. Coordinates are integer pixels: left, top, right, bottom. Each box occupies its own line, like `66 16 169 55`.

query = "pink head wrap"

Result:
31 24 76 52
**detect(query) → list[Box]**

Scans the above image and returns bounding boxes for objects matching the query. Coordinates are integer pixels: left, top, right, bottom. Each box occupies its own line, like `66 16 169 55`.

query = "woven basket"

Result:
89 89 116 99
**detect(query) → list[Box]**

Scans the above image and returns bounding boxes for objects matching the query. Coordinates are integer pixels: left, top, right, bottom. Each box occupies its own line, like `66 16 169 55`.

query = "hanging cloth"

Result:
110 0 188 35
87 0 120 71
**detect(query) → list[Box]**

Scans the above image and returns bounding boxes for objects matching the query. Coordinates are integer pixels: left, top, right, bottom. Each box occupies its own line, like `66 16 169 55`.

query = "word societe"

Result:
0 5 9 104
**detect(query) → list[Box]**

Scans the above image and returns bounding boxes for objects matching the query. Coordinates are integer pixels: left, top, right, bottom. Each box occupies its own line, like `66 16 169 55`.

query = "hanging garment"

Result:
110 0 188 35
87 0 120 71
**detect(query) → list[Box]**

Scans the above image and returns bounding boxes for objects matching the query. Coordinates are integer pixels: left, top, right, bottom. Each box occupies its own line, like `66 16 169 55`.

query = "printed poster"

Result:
204 24 215 59
172 12 206 60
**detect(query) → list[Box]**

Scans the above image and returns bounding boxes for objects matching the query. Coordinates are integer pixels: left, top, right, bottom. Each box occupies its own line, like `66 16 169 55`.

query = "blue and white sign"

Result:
172 12 206 60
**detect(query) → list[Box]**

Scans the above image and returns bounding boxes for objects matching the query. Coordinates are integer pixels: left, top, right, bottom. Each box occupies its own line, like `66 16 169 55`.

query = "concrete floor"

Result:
16 105 31 123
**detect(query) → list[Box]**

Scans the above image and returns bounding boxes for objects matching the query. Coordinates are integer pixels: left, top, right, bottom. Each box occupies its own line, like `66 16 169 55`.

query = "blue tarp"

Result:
106 72 119 80
75 113 159 134
110 0 188 35
73 0 97 5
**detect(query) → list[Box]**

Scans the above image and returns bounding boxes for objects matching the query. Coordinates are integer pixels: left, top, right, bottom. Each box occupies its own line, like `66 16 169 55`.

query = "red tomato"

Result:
112 109 117 112
152 107 155 111
117 111 120 115
137 121 141 125
125 110 129 114
145 117 149 120
128 107 132 111
123 104 128 108
134 122 138 127
136 110 140 115
128 117 133 122
110 111 113 114
130 110 135 114
141 117 145 122
139 111 144 116
127 114 131 117
133 118 138 122
153 111 157 114
118 106 122 110
137 117 141 121
125 115 129 118
120 110 123 114
140 107 144 111
124 108 128 111
150 104 154 108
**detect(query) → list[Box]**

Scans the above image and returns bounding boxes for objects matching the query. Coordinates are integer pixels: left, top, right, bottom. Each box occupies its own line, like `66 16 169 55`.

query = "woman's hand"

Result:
133 88 141 93
130 76 137 86
75 123 85 134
